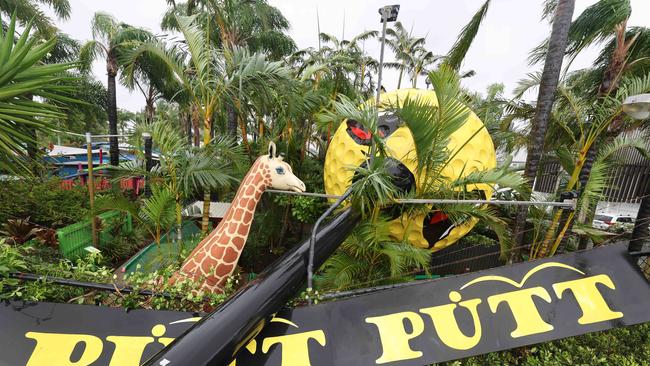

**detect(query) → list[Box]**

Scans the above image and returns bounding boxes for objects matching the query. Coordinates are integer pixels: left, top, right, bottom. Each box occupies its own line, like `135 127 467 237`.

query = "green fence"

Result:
57 211 133 260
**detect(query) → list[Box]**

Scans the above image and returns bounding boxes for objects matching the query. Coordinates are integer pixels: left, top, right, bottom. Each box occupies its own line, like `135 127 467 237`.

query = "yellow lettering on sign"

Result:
487 286 554 338
419 291 482 350
229 340 258 366
365 311 424 364
262 330 326 366
552 274 623 325
105 336 154 366
25 332 103 366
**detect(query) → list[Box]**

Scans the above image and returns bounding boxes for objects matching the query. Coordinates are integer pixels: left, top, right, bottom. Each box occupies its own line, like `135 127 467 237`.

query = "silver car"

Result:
592 214 634 230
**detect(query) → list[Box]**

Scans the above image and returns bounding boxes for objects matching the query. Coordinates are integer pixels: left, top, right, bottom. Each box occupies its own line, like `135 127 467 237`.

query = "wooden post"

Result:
86 133 98 247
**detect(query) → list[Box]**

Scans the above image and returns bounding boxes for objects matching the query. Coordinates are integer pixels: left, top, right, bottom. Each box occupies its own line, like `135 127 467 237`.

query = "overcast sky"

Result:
50 0 650 112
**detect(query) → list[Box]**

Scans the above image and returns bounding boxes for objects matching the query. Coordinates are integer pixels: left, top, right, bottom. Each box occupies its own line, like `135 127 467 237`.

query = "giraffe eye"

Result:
275 167 285 175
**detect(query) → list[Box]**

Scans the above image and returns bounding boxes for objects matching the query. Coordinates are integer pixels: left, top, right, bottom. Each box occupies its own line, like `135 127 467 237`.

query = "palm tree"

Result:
0 0 70 37
79 12 153 166
527 75 650 258
321 217 431 291
162 0 295 60
385 21 425 89
123 14 289 232
443 0 491 71
120 48 182 124
0 15 76 175
111 120 244 241
529 0 650 250
408 48 439 88
511 0 575 257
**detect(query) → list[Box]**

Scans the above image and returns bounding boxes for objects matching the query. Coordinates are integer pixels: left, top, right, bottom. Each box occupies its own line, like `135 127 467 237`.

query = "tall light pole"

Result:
376 4 400 104
623 94 650 255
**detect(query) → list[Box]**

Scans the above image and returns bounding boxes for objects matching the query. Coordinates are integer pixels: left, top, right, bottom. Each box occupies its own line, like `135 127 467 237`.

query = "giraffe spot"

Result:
247 200 256 211
192 251 206 264
223 246 239 263
227 222 237 235
238 224 250 236
234 209 243 221
200 260 213 276
215 264 234 277
245 186 255 196
232 236 245 248
243 211 253 222
217 235 230 245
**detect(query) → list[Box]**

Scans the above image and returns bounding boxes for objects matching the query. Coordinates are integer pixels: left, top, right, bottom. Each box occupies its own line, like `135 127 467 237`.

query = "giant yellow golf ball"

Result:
324 89 497 251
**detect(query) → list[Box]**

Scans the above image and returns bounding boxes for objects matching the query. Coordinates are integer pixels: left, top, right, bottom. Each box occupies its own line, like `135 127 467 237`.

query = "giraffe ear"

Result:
268 141 277 158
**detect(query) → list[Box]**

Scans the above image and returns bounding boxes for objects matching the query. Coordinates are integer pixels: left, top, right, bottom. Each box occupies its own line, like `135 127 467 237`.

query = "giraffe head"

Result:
262 142 306 193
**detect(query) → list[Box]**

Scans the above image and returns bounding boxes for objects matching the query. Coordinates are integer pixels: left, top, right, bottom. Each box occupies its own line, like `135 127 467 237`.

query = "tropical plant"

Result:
385 21 426 89
528 0 650 250
79 12 153 166
511 0 575 256
0 0 70 37
0 218 40 245
531 75 650 258
122 14 289 232
162 0 295 60
0 15 77 175
324 67 528 283
111 119 244 241
321 217 431 291
443 0 491 71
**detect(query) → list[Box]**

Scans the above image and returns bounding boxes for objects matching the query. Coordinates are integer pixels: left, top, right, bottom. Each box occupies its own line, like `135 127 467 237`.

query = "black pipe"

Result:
9 273 176 299
142 207 360 366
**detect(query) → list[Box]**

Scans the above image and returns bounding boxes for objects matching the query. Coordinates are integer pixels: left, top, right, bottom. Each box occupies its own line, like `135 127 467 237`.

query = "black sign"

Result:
2 243 649 366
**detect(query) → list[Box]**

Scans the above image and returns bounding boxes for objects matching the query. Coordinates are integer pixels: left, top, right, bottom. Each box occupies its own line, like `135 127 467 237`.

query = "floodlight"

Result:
623 93 650 120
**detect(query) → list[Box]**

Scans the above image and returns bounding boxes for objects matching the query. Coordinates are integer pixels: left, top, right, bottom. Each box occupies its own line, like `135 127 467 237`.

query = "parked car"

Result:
592 214 635 230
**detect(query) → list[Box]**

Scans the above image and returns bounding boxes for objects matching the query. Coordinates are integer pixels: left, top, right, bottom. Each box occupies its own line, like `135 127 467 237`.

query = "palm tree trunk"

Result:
192 104 200 147
107 54 120 166
512 0 575 259
397 65 404 89
572 23 634 250
185 111 192 145
227 102 237 136
202 114 212 234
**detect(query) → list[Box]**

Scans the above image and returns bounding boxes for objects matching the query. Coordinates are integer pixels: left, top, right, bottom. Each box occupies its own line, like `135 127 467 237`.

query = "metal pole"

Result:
307 189 353 304
376 8 389 104
86 132 98 247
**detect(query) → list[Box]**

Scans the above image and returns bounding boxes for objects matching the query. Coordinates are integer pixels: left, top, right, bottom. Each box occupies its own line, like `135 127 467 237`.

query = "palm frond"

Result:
444 0 490 70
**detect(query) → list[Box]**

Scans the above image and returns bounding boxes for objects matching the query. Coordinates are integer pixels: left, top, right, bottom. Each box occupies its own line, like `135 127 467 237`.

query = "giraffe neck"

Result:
177 158 271 292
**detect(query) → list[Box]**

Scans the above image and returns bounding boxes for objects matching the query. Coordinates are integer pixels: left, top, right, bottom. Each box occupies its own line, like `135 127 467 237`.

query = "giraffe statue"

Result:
172 142 305 294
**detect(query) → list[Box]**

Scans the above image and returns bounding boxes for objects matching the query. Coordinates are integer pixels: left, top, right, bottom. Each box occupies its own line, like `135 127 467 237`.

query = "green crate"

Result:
57 211 132 261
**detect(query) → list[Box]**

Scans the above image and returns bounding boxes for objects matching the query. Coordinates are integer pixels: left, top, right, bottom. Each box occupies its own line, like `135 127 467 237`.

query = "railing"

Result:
534 159 650 204
59 177 145 194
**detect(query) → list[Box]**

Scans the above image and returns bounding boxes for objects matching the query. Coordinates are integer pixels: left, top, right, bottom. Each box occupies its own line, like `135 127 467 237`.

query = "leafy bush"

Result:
437 323 650 365
0 177 89 228
0 239 234 311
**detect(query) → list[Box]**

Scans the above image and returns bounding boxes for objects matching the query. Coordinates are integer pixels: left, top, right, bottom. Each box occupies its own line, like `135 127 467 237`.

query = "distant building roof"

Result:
183 201 231 219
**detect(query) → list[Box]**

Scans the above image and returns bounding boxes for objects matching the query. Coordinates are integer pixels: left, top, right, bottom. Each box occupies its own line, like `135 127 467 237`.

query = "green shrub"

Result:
0 239 233 311
0 177 89 228
437 323 650 365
